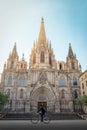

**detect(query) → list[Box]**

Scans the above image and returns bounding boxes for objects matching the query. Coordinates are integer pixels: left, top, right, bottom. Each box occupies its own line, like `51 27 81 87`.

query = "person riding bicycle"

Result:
38 104 46 122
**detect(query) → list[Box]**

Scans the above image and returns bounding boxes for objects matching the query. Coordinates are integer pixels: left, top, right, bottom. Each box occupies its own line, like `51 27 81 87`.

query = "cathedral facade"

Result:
0 18 82 113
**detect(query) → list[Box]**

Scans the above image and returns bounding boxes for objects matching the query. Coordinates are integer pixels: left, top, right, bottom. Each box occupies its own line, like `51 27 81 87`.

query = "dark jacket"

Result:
38 106 46 115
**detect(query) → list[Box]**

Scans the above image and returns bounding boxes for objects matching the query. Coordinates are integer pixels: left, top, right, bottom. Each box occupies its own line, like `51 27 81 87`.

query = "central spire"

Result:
38 18 46 43
11 42 18 59
68 43 74 57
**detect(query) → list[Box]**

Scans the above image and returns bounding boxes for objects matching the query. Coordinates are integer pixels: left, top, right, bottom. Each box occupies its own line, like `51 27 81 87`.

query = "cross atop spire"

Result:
38 18 46 43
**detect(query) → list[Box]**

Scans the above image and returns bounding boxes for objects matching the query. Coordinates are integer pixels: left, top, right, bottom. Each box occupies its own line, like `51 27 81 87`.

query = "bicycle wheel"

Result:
43 116 50 124
31 117 39 124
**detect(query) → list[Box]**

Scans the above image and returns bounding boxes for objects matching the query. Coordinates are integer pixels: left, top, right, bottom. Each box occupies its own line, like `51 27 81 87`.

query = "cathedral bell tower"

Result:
17 53 27 73
6 42 19 71
66 43 80 72
29 18 56 69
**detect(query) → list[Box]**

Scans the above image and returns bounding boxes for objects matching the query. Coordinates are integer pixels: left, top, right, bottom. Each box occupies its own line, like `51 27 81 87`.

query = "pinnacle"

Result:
38 18 46 43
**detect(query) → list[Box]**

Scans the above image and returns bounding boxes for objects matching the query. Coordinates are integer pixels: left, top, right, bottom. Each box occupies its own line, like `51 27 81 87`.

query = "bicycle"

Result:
31 112 50 124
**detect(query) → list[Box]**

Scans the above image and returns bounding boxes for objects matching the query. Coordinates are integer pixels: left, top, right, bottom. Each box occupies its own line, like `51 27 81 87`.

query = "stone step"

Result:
0 112 83 120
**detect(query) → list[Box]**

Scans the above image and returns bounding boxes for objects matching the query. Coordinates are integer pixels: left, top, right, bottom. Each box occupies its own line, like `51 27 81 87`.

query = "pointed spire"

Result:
79 63 82 72
12 42 18 59
68 43 74 57
38 18 46 43
12 42 16 53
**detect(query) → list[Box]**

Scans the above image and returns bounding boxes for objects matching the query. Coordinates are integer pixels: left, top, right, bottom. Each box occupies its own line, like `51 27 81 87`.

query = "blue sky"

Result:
0 0 87 74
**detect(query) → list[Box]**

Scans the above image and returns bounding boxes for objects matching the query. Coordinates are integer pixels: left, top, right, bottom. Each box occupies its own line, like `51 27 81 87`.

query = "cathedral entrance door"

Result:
38 102 47 111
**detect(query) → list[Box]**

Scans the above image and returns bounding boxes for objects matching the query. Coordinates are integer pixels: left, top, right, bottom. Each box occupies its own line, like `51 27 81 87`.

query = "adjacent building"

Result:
79 70 87 96
0 18 82 113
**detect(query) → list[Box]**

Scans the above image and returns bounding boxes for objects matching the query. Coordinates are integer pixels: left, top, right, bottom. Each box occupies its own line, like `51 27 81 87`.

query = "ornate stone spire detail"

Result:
11 42 18 59
29 18 56 69
38 18 46 43
68 43 74 57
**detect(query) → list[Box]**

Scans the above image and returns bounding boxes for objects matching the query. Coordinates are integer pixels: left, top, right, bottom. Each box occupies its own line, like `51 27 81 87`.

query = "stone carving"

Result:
39 72 47 85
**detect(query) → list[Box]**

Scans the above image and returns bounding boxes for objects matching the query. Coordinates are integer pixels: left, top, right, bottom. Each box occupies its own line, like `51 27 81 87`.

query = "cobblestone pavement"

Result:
0 120 87 130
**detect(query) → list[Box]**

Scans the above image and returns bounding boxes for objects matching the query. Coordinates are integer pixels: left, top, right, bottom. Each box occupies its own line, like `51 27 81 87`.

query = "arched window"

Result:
19 76 25 86
73 77 78 86
40 51 44 63
20 89 24 99
72 62 75 69
33 53 36 64
61 90 65 99
59 76 66 86
49 53 52 65
8 76 12 86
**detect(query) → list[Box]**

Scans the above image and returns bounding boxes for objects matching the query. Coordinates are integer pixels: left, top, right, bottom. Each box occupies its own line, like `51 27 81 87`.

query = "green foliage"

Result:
76 95 87 105
0 92 8 110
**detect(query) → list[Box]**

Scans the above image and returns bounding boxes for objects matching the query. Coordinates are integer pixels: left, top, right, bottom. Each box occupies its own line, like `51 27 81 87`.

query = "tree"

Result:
76 95 87 113
0 92 8 111
76 95 87 105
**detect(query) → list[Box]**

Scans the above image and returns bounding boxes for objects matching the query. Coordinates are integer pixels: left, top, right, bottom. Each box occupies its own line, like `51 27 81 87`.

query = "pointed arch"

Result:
40 51 44 63
19 76 25 86
33 53 36 64
59 76 66 86
73 77 78 86
72 62 75 69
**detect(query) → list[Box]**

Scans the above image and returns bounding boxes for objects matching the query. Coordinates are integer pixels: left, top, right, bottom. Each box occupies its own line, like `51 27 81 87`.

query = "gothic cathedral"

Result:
0 18 82 113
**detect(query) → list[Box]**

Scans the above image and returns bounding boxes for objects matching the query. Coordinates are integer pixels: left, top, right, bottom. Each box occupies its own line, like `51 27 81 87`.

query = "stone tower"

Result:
29 18 56 69
66 43 79 72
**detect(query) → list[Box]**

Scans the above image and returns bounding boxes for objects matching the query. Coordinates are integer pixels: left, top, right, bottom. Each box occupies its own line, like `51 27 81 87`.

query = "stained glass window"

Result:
59 76 66 86
73 77 78 86
19 76 25 86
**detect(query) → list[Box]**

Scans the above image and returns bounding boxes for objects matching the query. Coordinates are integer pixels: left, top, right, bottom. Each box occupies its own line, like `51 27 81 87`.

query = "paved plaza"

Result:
0 120 87 130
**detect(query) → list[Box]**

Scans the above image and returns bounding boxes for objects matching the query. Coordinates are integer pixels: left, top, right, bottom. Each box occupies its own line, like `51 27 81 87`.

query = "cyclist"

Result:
38 104 46 122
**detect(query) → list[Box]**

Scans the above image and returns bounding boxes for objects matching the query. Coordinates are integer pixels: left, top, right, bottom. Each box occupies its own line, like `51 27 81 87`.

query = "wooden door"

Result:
38 102 47 111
